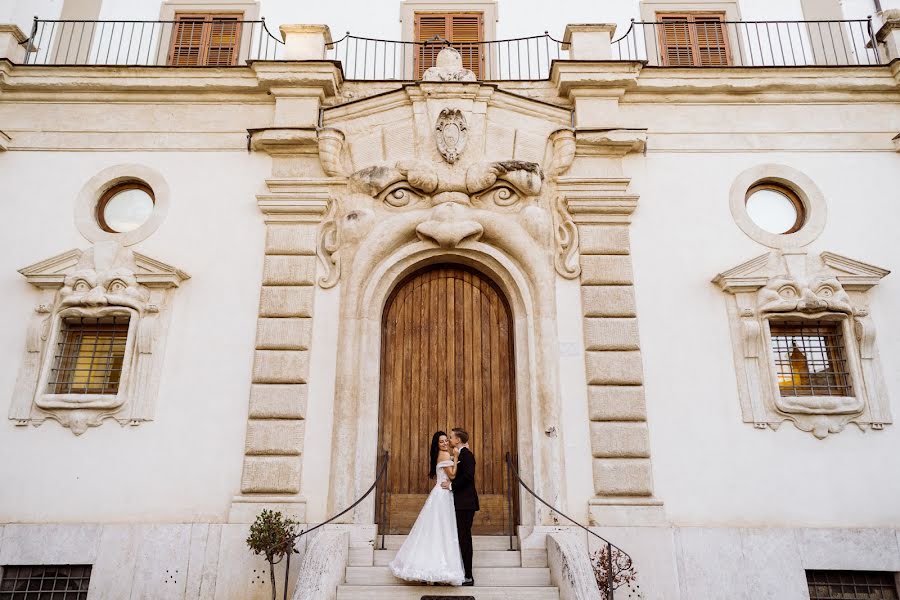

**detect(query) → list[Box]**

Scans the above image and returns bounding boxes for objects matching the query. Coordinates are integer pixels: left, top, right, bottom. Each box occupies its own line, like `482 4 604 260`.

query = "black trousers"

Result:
455 509 476 579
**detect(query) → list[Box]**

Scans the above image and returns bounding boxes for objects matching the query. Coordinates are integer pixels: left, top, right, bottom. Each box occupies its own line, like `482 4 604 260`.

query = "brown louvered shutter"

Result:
450 14 482 78
168 13 242 66
170 15 206 65
414 12 483 79
658 13 730 66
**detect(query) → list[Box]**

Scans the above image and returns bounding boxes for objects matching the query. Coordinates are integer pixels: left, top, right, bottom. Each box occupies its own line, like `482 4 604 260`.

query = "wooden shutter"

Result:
414 12 483 78
168 13 242 66
657 12 730 66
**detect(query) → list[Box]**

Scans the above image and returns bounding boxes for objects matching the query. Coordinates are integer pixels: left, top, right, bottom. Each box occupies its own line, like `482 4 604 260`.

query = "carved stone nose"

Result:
81 286 109 307
415 202 483 248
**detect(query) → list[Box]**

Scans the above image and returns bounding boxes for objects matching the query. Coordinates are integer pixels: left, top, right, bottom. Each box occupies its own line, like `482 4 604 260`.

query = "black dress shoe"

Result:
462 578 474 586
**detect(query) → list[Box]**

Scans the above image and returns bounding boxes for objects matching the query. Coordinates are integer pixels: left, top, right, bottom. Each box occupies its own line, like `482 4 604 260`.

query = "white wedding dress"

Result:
389 459 465 585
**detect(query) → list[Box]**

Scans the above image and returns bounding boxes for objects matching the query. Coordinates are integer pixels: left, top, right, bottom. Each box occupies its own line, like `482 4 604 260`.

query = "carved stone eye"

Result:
73 280 91 293
478 186 520 207
108 280 127 293
778 285 797 299
380 186 422 208
817 286 834 298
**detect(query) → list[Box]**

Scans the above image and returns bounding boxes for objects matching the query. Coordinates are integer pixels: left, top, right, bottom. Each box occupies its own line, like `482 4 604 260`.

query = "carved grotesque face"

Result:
59 267 149 312
758 275 852 315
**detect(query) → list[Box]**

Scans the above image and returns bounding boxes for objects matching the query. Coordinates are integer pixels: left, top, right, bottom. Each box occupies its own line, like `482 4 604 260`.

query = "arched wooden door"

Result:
376 264 518 535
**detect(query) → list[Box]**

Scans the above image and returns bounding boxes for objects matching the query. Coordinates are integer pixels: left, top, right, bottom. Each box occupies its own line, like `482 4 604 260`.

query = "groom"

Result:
441 427 479 586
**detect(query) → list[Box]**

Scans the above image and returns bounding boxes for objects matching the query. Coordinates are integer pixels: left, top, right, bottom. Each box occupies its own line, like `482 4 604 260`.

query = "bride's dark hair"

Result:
428 431 447 479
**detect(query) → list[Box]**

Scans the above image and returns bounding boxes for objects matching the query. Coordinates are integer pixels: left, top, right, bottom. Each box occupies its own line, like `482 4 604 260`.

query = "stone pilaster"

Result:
558 130 665 526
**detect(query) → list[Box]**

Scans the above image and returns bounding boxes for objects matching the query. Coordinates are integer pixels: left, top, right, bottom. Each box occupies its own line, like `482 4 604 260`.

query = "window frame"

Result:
0 564 93 599
95 181 156 234
745 181 805 235
655 11 732 66
766 318 854 398
761 315 864 412
413 11 484 78
36 308 137 411
806 569 900 600
166 11 244 67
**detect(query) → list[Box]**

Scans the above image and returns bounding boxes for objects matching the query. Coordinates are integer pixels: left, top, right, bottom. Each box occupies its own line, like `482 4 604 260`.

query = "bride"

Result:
389 431 465 586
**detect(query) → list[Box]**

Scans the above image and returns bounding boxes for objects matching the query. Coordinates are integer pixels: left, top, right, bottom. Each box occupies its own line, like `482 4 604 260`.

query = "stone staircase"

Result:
336 534 561 599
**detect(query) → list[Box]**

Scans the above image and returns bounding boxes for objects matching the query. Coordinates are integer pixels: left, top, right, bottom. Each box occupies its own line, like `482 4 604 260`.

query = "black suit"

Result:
452 446 479 579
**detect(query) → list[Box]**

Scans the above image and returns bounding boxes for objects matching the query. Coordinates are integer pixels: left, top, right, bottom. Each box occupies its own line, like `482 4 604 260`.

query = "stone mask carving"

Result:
758 274 852 315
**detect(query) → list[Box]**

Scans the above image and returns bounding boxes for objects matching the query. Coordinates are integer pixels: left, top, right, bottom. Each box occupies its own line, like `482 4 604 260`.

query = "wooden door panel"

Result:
377 265 517 535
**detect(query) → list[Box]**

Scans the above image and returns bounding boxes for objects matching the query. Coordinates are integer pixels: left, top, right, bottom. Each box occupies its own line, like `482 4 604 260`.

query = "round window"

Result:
745 183 805 235
96 182 155 233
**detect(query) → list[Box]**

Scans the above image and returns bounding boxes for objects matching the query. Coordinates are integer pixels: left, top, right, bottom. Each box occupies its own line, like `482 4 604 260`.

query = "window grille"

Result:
807 570 899 600
0 565 92 599
769 320 852 397
48 316 129 395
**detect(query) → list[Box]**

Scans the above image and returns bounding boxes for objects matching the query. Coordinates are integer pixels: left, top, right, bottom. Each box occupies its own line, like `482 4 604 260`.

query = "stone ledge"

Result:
585 351 643 385
590 422 650 458
229 495 307 523
249 384 308 419
584 317 640 351
588 385 647 421
582 286 636 317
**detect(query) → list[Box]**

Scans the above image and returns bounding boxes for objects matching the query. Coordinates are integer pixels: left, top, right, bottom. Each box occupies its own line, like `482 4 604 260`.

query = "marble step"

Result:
345 566 552 586
374 549 530 567
336 585 560 600
380 535 517 550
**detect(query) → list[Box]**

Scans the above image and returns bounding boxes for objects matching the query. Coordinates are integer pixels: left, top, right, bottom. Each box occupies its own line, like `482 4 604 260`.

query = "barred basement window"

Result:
806 570 899 600
48 316 129 395
769 320 852 397
0 565 92 599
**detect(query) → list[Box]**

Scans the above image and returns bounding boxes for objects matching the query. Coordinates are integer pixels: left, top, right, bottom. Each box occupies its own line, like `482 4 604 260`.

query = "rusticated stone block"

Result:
252 350 309 384
590 422 650 458
265 223 317 255
262 256 317 286
582 286 636 317
588 385 647 421
584 317 640 351
249 384 307 419
246 419 305 455
256 318 312 350
578 225 631 255
585 351 643 385
592 458 653 496
259 286 314 317
581 255 633 285
240 456 301 494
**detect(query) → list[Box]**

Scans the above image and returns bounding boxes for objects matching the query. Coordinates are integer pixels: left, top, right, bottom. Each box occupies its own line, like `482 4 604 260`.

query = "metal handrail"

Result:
22 16 283 65
612 17 883 66
505 452 633 599
293 450 390 548
326 32 567 81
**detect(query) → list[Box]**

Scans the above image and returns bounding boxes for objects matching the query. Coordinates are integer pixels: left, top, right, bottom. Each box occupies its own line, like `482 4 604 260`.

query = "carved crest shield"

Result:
435 108 467 164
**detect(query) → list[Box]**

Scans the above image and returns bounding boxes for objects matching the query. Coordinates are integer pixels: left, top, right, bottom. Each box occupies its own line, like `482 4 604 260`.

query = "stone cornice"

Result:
557 177 639 224
0 59 343 97
551 60 644 97
248 127 318 154
575 128 647 156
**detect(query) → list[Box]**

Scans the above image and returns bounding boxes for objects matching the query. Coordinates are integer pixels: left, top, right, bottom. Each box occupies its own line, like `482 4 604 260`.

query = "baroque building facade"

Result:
1 0 900 598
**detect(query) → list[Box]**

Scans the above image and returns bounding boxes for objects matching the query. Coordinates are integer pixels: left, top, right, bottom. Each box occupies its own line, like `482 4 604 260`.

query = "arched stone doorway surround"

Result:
329 236 564 528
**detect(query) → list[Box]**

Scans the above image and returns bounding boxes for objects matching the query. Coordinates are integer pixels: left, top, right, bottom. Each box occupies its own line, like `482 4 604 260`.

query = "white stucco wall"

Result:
0 149 271 522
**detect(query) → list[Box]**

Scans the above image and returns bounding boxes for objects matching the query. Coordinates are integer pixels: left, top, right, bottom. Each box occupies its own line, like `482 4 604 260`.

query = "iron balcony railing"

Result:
22 17 283 66
612 18 883 66
326 33 569 81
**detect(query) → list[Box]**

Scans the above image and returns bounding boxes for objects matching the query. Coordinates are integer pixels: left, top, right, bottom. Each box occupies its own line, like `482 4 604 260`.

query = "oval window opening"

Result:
97 182 155 233
745 183 804 235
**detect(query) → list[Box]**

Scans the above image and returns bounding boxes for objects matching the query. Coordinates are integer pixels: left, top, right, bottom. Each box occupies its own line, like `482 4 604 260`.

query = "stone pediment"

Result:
19 246 190 289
